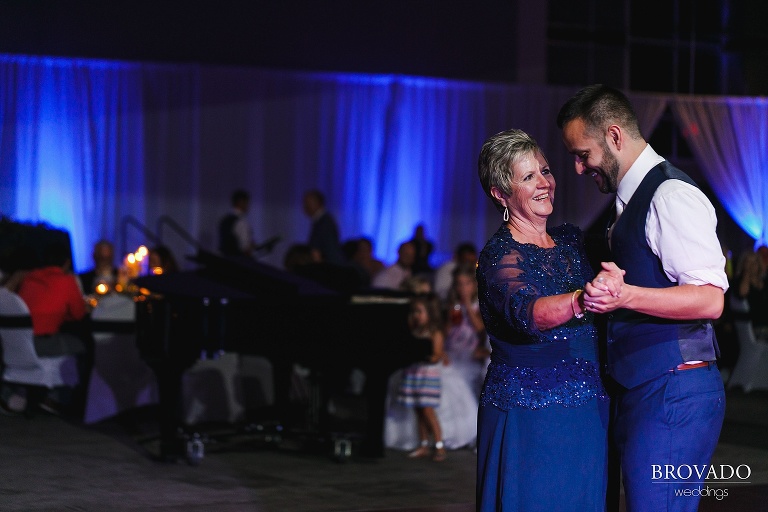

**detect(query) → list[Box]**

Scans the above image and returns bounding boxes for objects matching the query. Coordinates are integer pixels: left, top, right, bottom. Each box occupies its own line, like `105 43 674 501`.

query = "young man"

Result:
558 84 728 512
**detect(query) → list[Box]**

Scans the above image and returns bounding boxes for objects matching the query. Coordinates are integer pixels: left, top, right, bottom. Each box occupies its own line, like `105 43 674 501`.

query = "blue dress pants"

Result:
614 364 725 512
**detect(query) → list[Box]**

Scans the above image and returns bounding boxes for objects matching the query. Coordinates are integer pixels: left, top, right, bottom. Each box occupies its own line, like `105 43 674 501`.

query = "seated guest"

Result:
17 241 92 414
78 240 118 293
148 245 179 274
341 238 372 287
346 237 385 285
358 237 385 277
372 241 415 290
433 242 478 300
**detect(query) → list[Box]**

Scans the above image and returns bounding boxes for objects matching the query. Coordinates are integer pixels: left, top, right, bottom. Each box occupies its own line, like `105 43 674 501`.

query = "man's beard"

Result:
597 140 620 194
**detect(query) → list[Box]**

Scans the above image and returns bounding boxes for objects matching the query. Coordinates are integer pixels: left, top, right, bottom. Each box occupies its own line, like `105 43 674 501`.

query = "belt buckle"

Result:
671 361 711 372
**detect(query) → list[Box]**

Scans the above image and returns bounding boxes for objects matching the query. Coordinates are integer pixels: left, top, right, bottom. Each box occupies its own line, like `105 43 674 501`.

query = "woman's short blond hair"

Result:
477 129 542 212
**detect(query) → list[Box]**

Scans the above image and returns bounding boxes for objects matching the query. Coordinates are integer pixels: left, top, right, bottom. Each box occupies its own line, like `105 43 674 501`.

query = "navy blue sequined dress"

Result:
475 223 608 512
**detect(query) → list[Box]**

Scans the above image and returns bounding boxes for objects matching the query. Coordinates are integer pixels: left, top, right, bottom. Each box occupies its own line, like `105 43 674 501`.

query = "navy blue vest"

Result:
607 161 718 388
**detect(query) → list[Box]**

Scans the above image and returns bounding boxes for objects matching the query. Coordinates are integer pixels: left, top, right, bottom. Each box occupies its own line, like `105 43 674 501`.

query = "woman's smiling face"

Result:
508 150 555 222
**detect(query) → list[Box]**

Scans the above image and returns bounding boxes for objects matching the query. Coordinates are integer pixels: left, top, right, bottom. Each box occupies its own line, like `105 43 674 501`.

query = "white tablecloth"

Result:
84 294 158 424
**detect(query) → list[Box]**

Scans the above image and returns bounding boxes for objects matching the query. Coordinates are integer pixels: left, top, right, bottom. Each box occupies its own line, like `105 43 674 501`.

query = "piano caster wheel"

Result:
186 434 205 466
333 438 352 463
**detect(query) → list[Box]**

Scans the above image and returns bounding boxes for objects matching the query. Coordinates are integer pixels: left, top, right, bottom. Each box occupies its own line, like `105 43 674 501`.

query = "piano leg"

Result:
360 367 389 458
152 363 188 461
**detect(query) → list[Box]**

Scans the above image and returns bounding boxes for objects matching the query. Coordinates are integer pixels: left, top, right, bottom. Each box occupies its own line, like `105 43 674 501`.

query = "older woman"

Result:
475 129 609 511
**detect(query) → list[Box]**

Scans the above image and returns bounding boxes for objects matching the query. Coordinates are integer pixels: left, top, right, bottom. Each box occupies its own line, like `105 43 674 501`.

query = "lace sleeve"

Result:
484 247 541 336
477 224 594 345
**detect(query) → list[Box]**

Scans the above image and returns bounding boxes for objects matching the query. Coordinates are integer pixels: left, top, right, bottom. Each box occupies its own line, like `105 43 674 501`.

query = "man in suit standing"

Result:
302 189 345 265
558 84 728 512
218 189 256 257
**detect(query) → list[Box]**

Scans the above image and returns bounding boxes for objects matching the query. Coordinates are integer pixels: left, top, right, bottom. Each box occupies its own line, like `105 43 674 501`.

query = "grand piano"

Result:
134 250 430 461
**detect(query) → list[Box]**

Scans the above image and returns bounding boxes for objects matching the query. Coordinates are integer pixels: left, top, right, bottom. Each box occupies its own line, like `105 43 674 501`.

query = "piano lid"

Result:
134 250 341 299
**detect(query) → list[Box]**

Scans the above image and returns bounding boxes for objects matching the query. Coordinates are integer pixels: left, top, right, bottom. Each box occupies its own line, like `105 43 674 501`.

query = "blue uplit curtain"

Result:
147 66 614 268
0 55 145 271
140 64 201 258
7 54 687 273
373 77 491 263
672 97 768 248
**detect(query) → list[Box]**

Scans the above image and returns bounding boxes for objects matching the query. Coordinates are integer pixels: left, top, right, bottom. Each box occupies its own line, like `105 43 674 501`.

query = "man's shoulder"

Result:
654 174 710 204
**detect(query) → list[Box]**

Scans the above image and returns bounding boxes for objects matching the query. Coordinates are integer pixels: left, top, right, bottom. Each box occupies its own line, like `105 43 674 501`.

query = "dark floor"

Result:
0 388 766 511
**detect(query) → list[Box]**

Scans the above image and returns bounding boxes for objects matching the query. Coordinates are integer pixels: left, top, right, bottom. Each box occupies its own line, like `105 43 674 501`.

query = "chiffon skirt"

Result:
476 397 609 512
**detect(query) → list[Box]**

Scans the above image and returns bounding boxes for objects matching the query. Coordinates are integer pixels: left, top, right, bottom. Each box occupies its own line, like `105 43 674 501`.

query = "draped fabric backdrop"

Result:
1 54 765 274
672 97 768 249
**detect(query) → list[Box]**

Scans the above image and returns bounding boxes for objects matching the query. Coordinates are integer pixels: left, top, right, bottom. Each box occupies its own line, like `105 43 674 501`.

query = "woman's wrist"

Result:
571 289 585 319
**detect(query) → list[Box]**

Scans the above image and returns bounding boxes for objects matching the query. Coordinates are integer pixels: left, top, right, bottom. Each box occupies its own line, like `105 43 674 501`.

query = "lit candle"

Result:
126 253 138 278
135 246 148 275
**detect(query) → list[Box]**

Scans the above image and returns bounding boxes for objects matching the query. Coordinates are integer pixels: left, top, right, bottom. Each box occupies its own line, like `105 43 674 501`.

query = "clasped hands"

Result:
583 262 626 314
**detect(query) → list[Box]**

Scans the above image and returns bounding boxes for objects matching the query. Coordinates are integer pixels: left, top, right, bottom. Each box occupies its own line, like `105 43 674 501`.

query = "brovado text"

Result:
652 464 751 481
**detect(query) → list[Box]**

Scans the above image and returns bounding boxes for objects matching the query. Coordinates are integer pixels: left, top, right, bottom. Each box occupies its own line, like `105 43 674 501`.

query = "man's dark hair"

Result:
231 189 249 206
306 189 326 207
556 84 643 140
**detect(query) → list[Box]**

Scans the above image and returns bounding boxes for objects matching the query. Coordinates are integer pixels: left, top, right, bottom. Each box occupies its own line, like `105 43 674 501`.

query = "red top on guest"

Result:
18 266 87 336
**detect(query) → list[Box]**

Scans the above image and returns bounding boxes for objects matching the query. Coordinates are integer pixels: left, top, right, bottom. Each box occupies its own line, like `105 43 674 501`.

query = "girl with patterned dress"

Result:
396 294 447 462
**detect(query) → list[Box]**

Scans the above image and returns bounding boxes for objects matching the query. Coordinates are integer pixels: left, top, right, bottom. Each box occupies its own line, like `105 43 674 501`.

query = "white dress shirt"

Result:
371 263 411 290
616 144 729 292
231 209 253 254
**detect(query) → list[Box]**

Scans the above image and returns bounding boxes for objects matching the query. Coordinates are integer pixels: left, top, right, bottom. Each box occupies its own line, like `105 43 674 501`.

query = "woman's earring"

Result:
503 206 509 222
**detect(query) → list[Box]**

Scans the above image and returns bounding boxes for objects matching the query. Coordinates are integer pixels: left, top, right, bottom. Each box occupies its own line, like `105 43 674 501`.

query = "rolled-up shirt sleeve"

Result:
646 180 729 292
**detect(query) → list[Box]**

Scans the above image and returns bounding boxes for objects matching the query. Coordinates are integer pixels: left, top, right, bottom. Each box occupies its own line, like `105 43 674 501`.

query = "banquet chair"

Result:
0 288 79 412
727 295 768 393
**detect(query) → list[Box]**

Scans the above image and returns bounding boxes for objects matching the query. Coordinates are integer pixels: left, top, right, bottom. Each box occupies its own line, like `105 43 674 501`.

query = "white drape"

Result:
671 96 768 247
627 92 669 140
